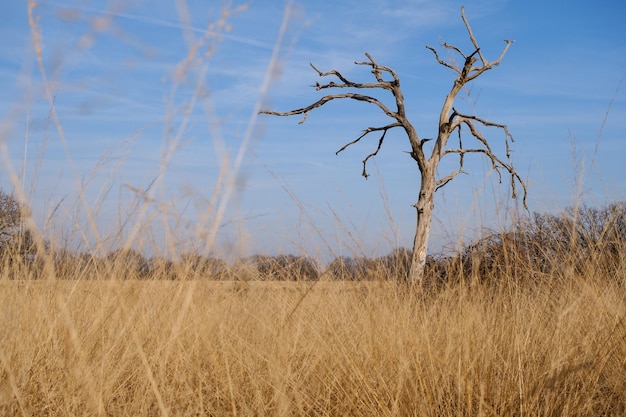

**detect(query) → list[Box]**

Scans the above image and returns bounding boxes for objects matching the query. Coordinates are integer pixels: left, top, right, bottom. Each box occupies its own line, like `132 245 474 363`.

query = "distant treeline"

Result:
2 188 625 283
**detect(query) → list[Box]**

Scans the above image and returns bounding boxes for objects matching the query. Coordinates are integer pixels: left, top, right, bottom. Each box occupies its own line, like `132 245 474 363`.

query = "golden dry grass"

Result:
2 2 624 416
0 275 624 416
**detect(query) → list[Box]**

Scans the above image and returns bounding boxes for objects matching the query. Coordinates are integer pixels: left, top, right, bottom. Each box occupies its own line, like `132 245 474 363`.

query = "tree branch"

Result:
435 168 467 191
425 45 461 75
354 52 401 84
336 123 401 155
335 123 401 178
436 105 527 209
460 6 487 66
444 148 498 169
442 147 528 209
463 39 513 82
307 53 400 92
361 131 387 179
260 92 398 124
310 63 393 91
259 52 422 179
428 7 514 83
442 41 466 58
450 108 514 157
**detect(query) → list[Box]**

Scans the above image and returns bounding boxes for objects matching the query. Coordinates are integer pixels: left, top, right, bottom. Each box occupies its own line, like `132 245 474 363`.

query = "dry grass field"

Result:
0 271 624 416
1 2 624 416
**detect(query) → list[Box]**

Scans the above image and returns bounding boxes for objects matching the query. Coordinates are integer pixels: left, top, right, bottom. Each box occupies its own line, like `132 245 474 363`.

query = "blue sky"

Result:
1 0 625 261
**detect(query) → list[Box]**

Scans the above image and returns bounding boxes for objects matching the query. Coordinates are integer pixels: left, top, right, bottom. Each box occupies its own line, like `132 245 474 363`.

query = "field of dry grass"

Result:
1 273 624 416
1 2 624 416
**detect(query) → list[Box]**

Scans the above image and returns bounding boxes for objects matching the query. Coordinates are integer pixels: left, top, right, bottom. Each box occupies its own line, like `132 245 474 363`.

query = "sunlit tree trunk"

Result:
409 166 436 286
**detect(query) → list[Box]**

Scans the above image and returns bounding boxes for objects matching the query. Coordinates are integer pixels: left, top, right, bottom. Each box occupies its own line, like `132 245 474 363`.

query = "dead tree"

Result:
260 7 527 287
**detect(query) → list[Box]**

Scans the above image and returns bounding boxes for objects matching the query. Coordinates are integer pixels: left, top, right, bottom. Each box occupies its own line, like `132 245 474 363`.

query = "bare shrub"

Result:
0 190 21 229
105 248 151 280
457 202 626 286
325 256 376 281
235 254 319 281
372 247 412 280
147 256 177 281
178 254 232 280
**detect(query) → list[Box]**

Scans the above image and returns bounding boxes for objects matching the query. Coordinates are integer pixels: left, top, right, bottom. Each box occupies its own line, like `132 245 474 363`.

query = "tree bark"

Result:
409 165 435 286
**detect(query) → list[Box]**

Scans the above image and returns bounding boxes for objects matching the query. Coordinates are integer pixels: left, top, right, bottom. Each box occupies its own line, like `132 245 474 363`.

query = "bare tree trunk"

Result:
409 167 435 286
